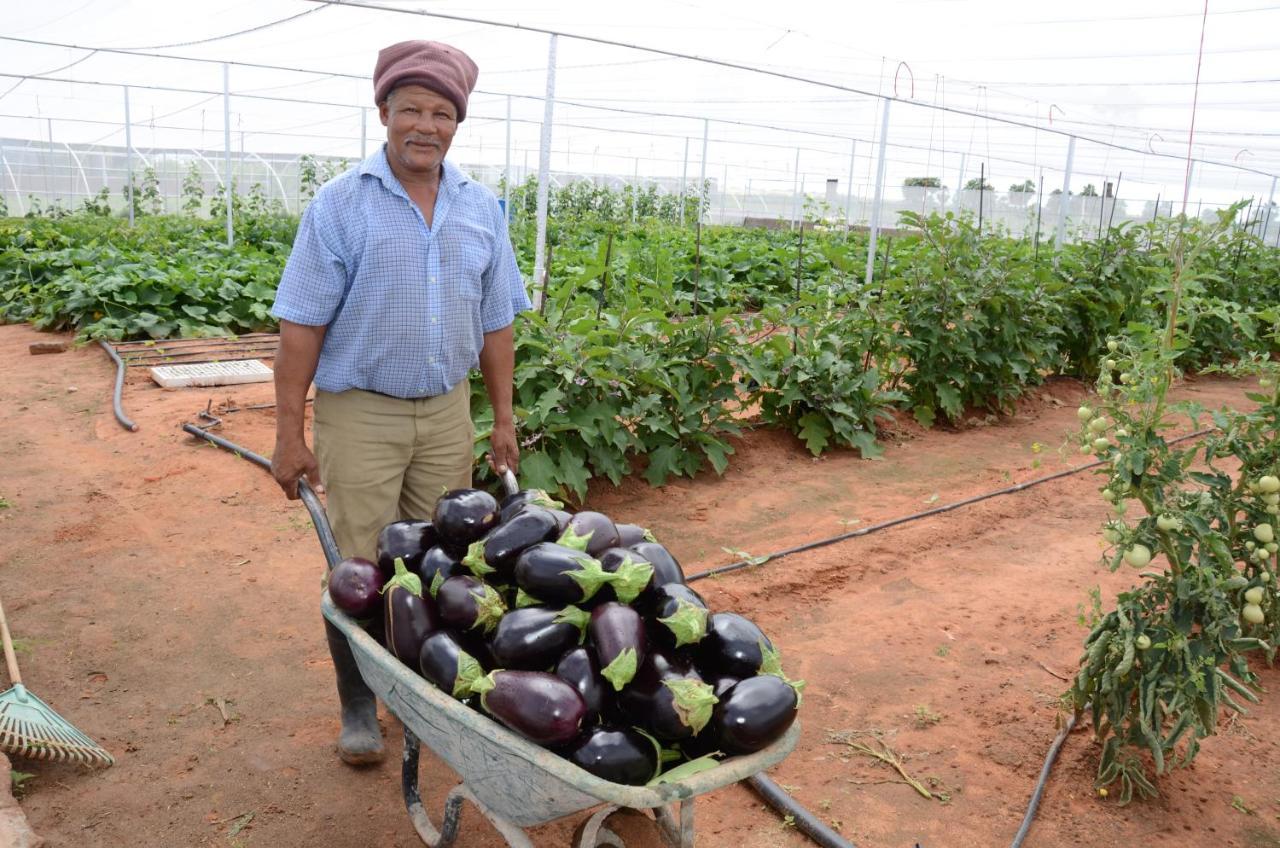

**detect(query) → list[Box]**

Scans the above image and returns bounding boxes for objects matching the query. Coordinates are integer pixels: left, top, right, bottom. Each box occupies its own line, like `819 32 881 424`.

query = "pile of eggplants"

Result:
326 486 803 786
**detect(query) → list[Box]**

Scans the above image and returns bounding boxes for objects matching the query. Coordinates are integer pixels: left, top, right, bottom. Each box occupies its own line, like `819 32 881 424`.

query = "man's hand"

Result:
488 419 519 475
272 437 323 500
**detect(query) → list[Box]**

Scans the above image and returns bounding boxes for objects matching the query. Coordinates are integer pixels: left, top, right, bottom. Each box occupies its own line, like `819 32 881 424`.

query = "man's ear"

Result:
378 99 391 127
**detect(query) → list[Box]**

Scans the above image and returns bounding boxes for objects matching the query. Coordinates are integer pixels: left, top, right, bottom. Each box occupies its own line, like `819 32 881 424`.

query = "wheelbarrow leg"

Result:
573 806 625 848
654 800 695 848
402 727 534 848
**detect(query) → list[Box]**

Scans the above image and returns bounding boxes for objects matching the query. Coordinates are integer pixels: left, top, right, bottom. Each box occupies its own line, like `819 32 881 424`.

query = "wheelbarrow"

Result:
297 474 800 848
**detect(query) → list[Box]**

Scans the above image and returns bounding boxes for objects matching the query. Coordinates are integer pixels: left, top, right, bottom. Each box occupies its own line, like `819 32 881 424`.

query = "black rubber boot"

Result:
326 618 385 765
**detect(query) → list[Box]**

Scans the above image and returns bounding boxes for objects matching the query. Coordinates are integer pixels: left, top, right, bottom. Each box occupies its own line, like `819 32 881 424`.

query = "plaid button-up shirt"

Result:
271 146 531 399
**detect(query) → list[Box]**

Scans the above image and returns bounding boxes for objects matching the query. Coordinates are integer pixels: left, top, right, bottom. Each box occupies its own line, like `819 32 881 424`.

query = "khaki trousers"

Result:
314 382 473 562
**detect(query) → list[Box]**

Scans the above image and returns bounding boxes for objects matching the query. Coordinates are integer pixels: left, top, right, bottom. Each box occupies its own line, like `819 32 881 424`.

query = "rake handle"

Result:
0 594 23 687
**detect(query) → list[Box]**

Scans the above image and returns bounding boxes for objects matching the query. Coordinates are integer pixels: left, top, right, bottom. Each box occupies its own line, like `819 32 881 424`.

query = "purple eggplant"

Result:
619 649 718 743
555 647 607 726
557 511 621 556
565 726 659 786
436 575 507 636
376 519 435 579
615 523 656 548
420 546 467 596
708 675 741 699
548 509 573 534
697 613 775 679
647 584 710 649
630 541 686 600
472 670 586 747
418 631 486 698
514 543 614 606
489 606 590 671
590 603 647 691
328 557 385 619
712 675 802 755
433 488 500 549
594 548 655 606
382 557 440 665
499 488 564 524
463 506 559 581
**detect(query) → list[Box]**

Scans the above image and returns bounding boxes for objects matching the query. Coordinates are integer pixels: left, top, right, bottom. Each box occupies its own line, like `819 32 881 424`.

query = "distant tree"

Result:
903 176 942 188
964 177 994 191
1079 183 1099 197
1009 179 1036 193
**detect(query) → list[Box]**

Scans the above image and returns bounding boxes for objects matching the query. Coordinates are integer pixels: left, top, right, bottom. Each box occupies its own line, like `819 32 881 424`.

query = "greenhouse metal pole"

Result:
698 118 708 223
532 34 557 310
679 137 688 227
360 107 367 159
865 98 891 287
1054 136 1076 249
953 153 966 211
123 85 134 226
720 163 728 224
844 139 856 228
504 94 512 225
0 142 25 216
1266 176 1277 246
790 148 801 230
222 63 233 247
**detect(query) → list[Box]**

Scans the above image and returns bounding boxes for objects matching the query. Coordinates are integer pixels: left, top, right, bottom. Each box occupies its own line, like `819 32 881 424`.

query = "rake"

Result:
0 593 113 768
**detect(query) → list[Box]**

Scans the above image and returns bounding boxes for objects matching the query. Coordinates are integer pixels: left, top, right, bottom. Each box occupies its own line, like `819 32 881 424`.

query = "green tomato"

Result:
1107 340 1119 353
1258 475 1280 494
1268 543 1279 554
1113 501 1128 516
1263 493 1280 505
1102 527 1122 543
1260 378 1274 389
1104 359 1117 371
1255 523 1275 544
1245 587 1265 605
1088 417 1109 433
1247 541 1257 551
1123 544 1152 568
1101 488 1116 502
1262 571 1273 584
1135 634 1151 650
1077 405 1094 422
1243 603 1266 625
1156 514 1179 532
1093 437 1111 451
1114 428 1129 438
1268 505 1279 516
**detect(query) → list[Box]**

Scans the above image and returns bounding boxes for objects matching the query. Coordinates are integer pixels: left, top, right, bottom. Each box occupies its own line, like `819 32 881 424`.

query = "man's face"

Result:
378 85 458 179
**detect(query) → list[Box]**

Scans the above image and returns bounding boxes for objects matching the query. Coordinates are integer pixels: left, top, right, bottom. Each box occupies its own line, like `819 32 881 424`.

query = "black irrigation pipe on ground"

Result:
183 421 1217 848
686 426 1214 583
98 339 138 432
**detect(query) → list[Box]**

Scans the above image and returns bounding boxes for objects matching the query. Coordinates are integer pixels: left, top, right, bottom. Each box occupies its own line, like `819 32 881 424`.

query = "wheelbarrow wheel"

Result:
574 806 679 848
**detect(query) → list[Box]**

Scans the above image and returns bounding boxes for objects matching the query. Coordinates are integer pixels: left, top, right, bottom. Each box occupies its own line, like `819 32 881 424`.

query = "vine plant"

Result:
1068 204 1280 803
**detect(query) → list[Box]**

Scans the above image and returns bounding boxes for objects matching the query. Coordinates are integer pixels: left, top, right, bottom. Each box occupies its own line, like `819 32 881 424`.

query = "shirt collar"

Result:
360 144 469 196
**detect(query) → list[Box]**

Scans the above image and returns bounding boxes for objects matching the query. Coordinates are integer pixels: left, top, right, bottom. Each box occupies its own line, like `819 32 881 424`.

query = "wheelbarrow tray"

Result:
322 592 799 828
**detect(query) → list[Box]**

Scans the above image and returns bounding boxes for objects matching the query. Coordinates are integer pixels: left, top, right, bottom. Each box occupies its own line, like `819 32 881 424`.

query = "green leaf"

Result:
913 404 937 428
797 412 831 456
644 444 683 486
647 753 722 786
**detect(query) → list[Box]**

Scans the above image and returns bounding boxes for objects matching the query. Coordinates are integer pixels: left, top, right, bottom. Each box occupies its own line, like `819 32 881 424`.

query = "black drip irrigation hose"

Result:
98 339 139 432
182 422 1215 848
686 427 1213 583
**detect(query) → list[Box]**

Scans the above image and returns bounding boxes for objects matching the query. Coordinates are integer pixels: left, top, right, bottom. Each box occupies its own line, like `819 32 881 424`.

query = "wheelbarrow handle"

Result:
299 477 344 572
500 468 519 498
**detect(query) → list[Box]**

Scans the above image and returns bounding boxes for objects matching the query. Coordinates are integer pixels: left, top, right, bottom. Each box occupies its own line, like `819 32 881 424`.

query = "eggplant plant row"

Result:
327 486 803 785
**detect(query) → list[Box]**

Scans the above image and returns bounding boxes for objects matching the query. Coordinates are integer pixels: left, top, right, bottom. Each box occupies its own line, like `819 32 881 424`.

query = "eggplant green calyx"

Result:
452 649 486 699
563 555 611 601
609 556 655 604
469 670 498 710
643 528 658 543
471 584 508 635
557 524 594 552
632 726 666 783
529 489 564 510
647 753 722 786
554 605 591 640
758 642 806 705
428 570 445 599
462 540 495 578
664 678 718 735
381 556 423 597
658 599 709 647
515 587 541 608
601 647 639 691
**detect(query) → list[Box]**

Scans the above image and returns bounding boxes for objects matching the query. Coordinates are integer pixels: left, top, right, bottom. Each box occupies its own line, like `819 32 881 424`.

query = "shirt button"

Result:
428 356 436 364
431 317 439 324
429 276 437 284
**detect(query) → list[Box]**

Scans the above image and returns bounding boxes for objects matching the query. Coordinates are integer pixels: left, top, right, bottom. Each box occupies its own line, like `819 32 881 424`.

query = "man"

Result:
269 40 531 765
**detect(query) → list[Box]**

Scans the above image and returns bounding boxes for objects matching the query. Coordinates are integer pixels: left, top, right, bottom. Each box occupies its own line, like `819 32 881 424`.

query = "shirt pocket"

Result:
439 224 491 302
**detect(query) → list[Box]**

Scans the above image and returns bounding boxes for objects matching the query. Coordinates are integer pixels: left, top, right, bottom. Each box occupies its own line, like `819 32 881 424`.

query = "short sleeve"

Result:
479 198 533 333
271 200 349 327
